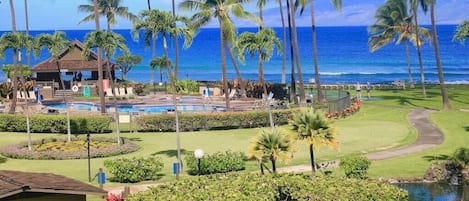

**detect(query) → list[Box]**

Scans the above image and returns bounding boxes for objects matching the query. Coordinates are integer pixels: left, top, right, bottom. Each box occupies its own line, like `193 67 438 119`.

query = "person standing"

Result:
355 82 362 99
366 81 372 100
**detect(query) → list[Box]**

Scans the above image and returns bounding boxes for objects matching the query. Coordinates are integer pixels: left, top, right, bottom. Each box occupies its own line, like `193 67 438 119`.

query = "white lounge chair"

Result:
28 91 36 101
105 88 113 97
126 87 134 97
119 88 126 97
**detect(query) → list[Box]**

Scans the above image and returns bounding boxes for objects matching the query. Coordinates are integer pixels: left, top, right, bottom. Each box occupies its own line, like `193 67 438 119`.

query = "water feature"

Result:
395 183 469 201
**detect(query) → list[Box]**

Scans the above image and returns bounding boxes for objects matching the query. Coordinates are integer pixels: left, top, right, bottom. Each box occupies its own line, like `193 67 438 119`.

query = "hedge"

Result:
127 173 408 201
136 108 298 132
185 150 246 175
0 114 111 133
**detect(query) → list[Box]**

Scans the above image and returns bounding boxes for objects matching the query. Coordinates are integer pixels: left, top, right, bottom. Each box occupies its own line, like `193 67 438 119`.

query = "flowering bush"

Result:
0 136 139 160
325 98 362 119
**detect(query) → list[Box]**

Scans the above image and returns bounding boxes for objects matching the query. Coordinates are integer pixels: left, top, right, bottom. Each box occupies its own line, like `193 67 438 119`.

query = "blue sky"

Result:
0 0 467 31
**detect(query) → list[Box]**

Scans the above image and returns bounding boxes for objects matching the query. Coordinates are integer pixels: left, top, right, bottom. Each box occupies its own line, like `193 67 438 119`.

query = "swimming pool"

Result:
43 102 223 113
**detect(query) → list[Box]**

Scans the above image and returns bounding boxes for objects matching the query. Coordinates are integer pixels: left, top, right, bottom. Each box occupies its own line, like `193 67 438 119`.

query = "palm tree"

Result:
277 0 287 84
426 0 451 110
248 128 295 173
179 0 260 109
172 0 180 78
82 30 129 145
288 0 305 103
289 109 339 173
132 9 160 90
147 0 151 10
409 0 428 97
150 56 172 84
78 0 138 33
453 20 469 44
24 0 31 68
286 0 297 103
236 28 281 97
6 0 18 114
368 0 431 89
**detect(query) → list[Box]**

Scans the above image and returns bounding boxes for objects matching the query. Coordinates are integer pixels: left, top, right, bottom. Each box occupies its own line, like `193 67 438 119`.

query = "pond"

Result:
396 183 469 201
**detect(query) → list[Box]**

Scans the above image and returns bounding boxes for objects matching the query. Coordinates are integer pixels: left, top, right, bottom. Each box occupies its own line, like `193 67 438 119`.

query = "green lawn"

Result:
1 84 468 188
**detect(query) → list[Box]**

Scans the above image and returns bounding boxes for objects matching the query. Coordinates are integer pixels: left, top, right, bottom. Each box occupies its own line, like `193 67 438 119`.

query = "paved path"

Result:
105 108 445 194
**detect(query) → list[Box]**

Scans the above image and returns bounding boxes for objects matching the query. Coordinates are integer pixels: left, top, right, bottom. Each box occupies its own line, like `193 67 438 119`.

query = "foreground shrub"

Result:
0 137 139 160
0 114 111 133
104 156 164 183
136 108 297 132
185 150 245 175
127 173 408 201
339 154 371 179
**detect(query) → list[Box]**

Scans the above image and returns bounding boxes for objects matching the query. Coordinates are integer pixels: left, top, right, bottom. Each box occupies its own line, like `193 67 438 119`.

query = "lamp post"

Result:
193 149 204 176
86 132 91 182
267 92 274 132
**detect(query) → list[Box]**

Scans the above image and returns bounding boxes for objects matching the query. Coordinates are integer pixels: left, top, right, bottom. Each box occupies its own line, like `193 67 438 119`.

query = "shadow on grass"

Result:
152 149 191 157
423 154 450 161
126 137 142 142
0 157 7 164
464 127 469 132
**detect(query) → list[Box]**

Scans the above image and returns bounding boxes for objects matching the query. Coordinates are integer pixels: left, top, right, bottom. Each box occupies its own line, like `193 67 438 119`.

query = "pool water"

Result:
43 102 221 113
396 183 469 201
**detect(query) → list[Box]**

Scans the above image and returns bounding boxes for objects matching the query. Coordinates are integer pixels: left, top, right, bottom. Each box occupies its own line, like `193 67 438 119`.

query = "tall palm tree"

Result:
278 0 287 84
409 0 427 97
78 0 138 33
132 9 160 89
150 56 172 84
226 41 247 98
236 28 281 97
286 0 297 103
288 0 305 103
172 0 180 78
289 109 339 173
453 20 469 44
82 30 129 145
426 0 451 109
147 0 151 10
248 128 295 173
179 0 260 109
298 0 342 103
368 0 431 89
24 0 31 69
6 0 18 113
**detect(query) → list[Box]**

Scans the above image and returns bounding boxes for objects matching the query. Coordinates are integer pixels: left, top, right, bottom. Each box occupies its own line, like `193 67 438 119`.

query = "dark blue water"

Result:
396 183 469 201
1 26 468 84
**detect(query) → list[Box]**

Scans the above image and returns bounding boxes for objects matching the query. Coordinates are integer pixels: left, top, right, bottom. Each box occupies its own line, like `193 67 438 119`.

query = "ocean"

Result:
0 25 468 84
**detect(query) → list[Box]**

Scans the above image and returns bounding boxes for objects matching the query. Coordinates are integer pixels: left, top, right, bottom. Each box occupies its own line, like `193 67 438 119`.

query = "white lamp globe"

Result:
194 149 204 159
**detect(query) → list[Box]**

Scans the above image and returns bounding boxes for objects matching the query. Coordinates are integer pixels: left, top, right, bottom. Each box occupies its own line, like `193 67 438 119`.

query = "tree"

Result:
0 32 33 114
34 31 73 91
288 0 305 103
236 28 281 97
426 0 451 110
5 0 18 113
368 0 431 89
150 56 172 84
289 109 339 173
248 128 295 173
409 0 428 97
116 54 142 80
453 20 469 44
179 0 260 109
78 0 138 33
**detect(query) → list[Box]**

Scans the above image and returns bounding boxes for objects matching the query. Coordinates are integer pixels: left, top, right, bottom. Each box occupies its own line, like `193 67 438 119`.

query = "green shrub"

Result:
452 147 469 166
339 154 371 179
176 80 199 94
104 156 164 183
136 108 297 132
185 150 246 175
0 114 111 133
127 173 408 201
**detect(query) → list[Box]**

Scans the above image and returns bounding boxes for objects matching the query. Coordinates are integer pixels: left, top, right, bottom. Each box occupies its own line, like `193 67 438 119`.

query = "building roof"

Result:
32 40 115 73
0 170 107 199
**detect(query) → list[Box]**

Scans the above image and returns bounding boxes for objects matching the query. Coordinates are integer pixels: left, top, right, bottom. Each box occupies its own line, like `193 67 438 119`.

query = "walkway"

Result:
104 108 445 194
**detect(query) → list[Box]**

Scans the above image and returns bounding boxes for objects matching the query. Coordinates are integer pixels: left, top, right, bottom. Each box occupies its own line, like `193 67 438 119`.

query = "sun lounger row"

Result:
17 91 37 101
105 87 134 98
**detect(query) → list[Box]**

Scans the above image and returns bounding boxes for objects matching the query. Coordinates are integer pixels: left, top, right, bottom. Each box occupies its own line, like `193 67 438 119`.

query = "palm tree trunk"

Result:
151 36 157 88
309 143 316 172
288 0 305 103
225 42 246 98
160 70 163 84
172 0 180 79
271 157 277 173
147 0 151 10
218 17 230 109
259 56 268 97
278 0 287 84
412 7 426 98
93 0 106 114
429 4 451 110
286 0 297 104
24 0 31 69
163 35 182 180
404 40 415 88
259 159 265 174
310 1 325 103
8 0 18 114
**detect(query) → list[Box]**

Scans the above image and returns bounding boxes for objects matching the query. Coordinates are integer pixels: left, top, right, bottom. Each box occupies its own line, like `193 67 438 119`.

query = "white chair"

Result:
28 91 36 101
119 88 126 97
105 88 113 97
126 87 134 97
114 88 120 96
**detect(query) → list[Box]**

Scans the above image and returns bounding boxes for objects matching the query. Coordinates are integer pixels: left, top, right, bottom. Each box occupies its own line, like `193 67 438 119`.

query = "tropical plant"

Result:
289 108 339 172
115 54 142 80
179 0 260 109
0 32 33 114
368 0 431 89
150 56 172 85
236 28 281 97
453 20 469 44
78 0 138 32
247 128 296 173
2 64 33 79
451 147 469 167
